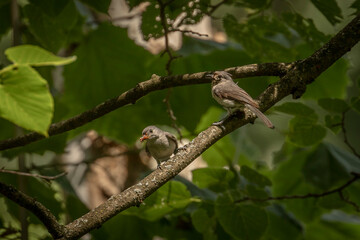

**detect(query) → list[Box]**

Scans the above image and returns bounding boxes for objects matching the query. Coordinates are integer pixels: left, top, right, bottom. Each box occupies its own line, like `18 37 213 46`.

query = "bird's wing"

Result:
165 132 178 151
145 144 151 157
214 81 259 108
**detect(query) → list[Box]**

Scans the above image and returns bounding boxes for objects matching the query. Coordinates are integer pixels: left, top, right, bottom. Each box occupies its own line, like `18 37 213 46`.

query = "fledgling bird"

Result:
140 126 178 168
208 71 274 129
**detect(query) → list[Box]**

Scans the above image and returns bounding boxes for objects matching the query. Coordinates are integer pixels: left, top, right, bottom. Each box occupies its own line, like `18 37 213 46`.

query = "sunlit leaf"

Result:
0 66 53 136
5 45 76 66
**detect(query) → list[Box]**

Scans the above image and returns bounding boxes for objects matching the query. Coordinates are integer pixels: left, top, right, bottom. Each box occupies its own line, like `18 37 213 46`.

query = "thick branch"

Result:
0 181 64 239
0 62 289 151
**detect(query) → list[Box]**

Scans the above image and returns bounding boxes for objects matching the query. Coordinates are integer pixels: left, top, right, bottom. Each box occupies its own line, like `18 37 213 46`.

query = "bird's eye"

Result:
149 129 153 133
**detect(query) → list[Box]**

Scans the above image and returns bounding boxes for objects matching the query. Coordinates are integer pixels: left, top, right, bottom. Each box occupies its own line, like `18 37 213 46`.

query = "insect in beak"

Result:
140 134 149 142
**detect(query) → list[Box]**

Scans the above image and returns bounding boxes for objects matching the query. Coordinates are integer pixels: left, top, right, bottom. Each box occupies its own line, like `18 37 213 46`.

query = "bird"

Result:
140 126 178 169
208 71 274 129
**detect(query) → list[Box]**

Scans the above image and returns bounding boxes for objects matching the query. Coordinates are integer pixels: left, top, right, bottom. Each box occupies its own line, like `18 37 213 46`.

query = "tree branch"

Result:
0 181 64 239
0 62 289 151
0 168 67 182
235 172 360 212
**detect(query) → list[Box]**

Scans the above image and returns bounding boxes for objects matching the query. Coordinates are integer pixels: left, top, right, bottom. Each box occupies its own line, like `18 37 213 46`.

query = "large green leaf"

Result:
123 181 194 221
302 59 349 99
302 143 351 190
0 66 53 136
318 98 349 113
274 102 317 120
240 165 272 188
192 167 235 192
63 23 171 143
272 146 325 222
310 0 343 25
215 191 268 240
288 117 326 147
264 206 303 240
24 0 82 52
5 45 76 66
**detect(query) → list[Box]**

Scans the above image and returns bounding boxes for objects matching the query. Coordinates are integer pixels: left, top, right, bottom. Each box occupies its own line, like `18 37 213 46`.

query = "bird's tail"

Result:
245 104 274 129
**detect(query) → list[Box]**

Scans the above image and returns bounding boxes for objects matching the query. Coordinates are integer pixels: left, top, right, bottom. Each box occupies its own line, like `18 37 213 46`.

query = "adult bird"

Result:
208 71 274 129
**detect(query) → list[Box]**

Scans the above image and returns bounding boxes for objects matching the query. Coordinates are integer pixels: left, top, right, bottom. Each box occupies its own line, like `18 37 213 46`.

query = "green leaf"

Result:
302 59 349 99
5 45 76 66
305 214 360 240
318 98 349 113
272 147 325 222
191 208 214 233
192 168 235 191
303 143 350 190
223 14 293 62
325 142 360 173
215 192 268 240
201 136 235 167
324 115 341 134
24 0 82 52
141 0 209 40
288 117 326 147
351 0 360 14
0 66 53 136
310 0 343 25
63 23 171 143
264 206 303 240
282 12 329 49
351 96 360 113
123 181 194 221
240 165 272 188
274 102 317 120
79 0 111 13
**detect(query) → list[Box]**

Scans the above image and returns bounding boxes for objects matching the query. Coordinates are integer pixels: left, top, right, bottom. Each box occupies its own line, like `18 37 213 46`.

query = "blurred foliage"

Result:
1 0 360 239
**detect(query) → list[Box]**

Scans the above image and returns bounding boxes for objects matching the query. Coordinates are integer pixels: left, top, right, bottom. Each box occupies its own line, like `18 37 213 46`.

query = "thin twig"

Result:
163 88 183 140
341 111 360 158
208 0 229 15
235 172 360 212
169 29 209 37
0 168 67 181
339 190 360 212
157 0 183 138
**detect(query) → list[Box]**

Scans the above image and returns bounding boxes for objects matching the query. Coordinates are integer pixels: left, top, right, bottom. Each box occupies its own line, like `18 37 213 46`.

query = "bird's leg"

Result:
156 160 162 169
212 109 232 126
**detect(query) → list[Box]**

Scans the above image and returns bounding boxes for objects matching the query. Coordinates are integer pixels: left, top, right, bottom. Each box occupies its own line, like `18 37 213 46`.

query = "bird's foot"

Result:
212 120 224 126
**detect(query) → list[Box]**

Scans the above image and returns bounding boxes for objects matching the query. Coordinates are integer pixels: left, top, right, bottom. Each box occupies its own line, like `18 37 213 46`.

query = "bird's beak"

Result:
140 134 149 142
